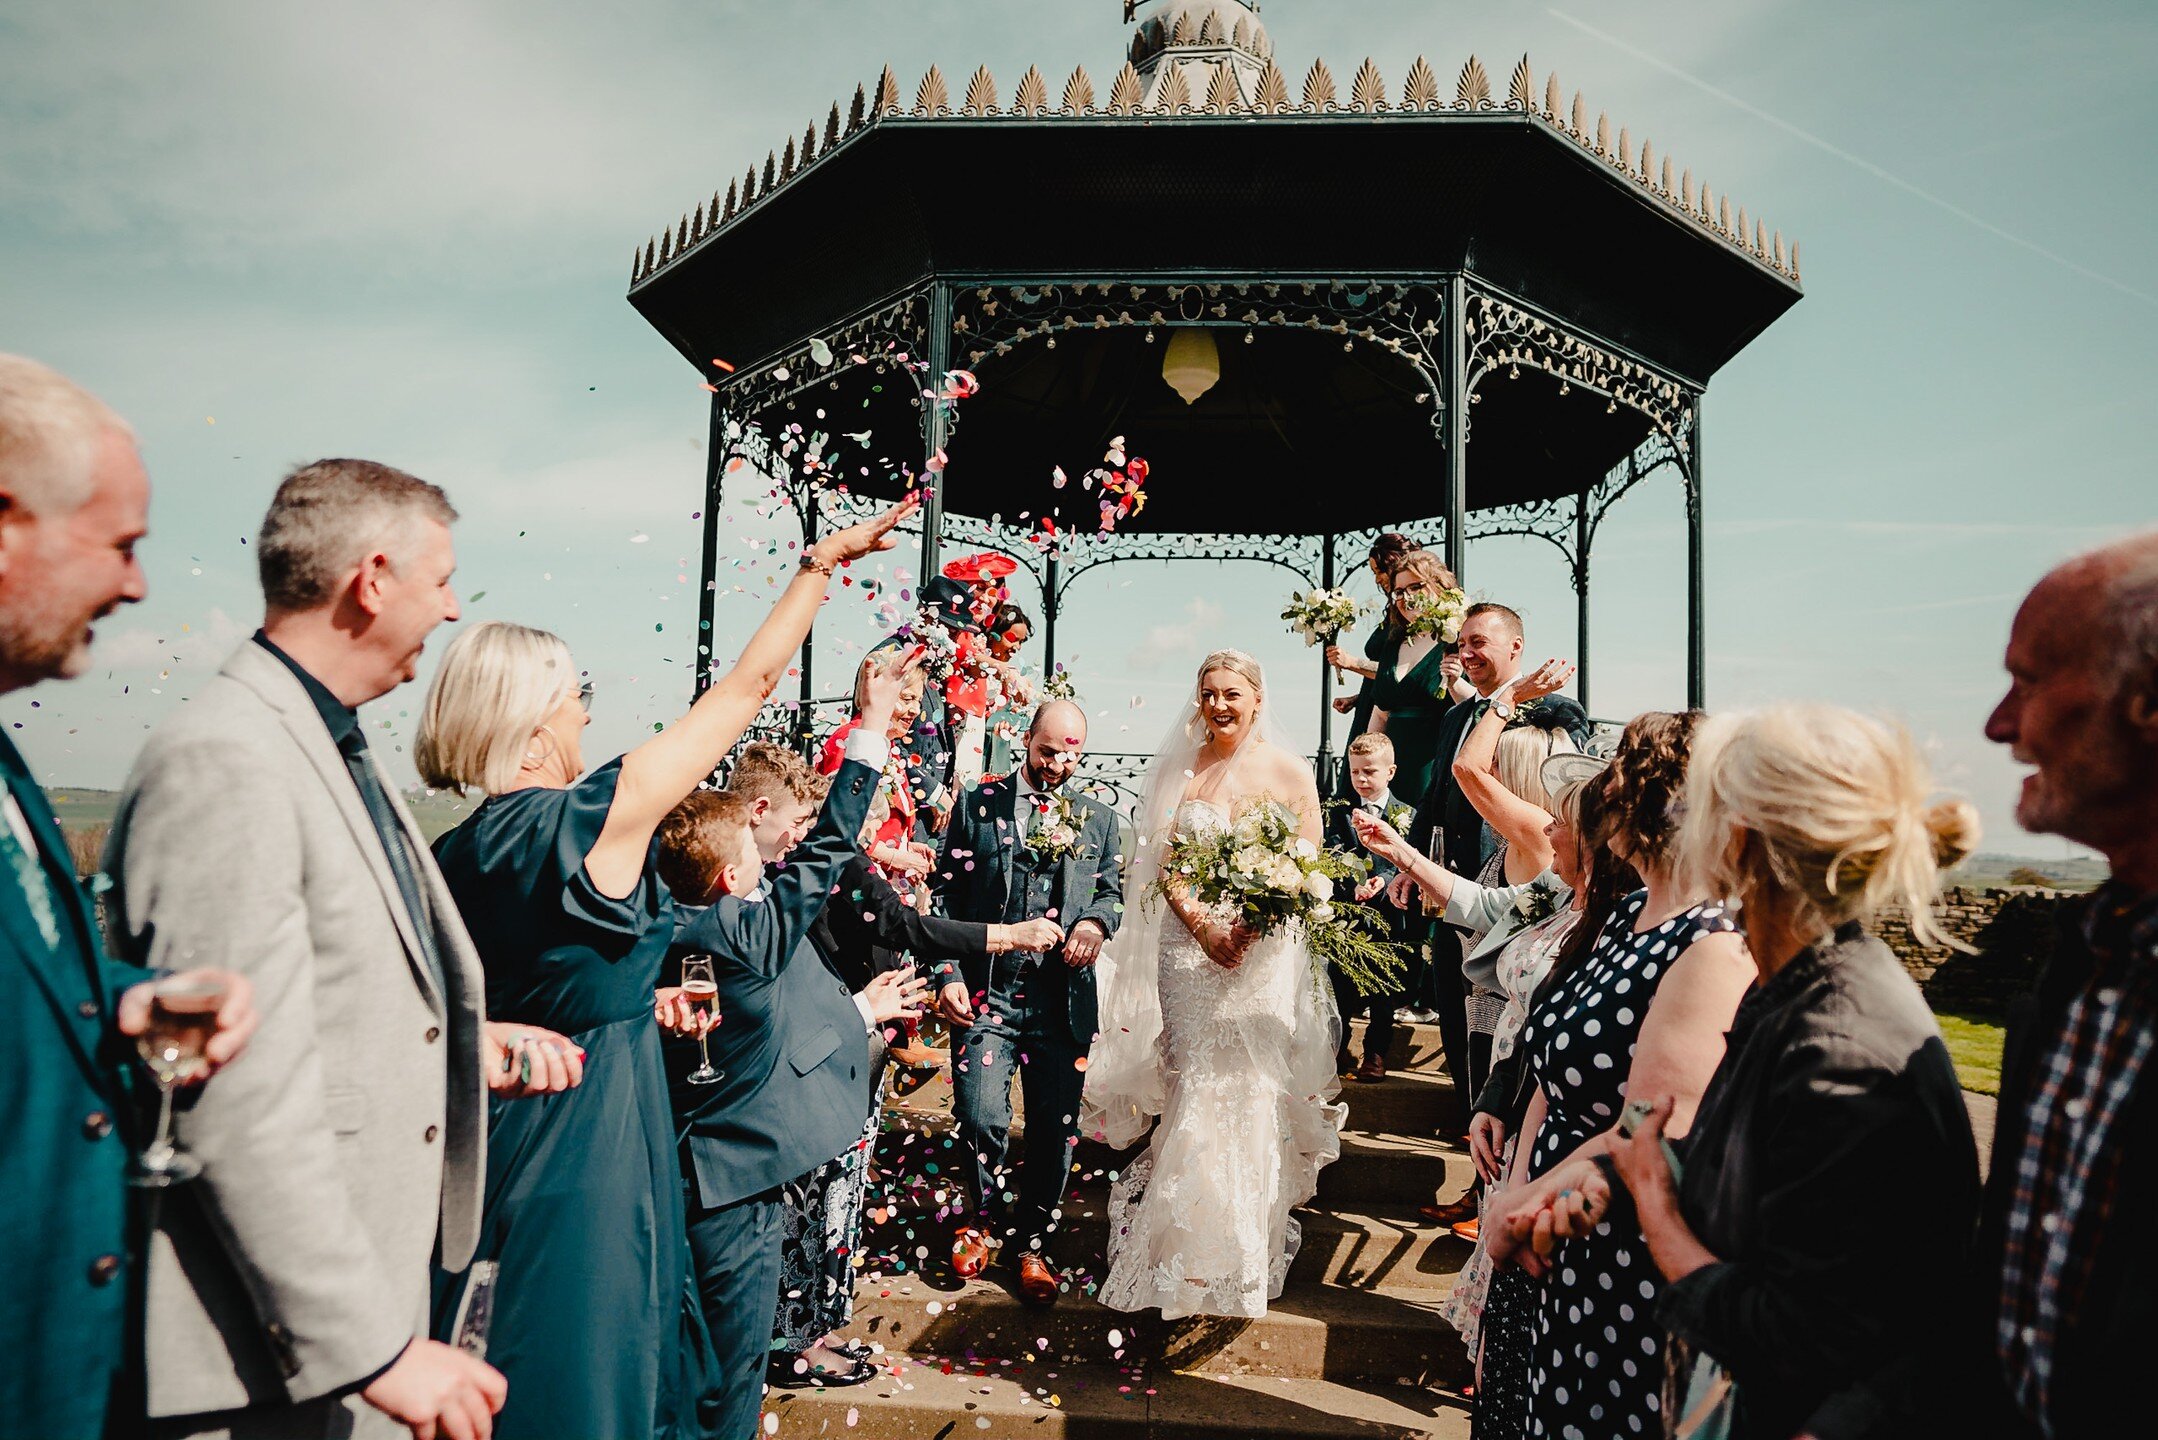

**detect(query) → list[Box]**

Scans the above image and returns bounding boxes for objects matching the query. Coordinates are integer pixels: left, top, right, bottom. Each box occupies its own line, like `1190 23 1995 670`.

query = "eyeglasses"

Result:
576 680 595 713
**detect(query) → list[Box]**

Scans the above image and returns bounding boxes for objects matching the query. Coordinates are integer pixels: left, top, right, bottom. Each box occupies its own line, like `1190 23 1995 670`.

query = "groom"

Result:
932 699 1122 1306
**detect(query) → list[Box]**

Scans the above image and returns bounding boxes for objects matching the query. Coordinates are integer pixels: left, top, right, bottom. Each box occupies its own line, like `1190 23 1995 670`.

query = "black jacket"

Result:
1408 693 1591 878
810 852 991 991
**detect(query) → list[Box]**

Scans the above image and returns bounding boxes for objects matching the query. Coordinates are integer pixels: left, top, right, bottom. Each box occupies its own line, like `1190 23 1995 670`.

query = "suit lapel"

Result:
0 751 109 1086
225 646 445 1016
993 776 1019 905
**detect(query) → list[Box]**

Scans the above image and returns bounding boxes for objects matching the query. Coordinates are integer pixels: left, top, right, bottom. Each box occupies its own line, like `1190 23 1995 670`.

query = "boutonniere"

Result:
1383 801 1415 834
1515 884 1560 926
1025 791 1085 862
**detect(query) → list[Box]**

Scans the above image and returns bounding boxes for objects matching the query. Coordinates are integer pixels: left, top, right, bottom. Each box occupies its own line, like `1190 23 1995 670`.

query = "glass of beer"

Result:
129 975 225 1186
680 955 722 1086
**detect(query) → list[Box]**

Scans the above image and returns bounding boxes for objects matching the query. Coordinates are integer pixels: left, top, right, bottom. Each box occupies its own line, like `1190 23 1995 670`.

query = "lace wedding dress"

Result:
1097 799 1346 1320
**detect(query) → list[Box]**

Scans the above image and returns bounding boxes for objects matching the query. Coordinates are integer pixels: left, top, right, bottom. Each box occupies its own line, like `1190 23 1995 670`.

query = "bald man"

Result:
930 700 1122 1305
1940 531 2158 1440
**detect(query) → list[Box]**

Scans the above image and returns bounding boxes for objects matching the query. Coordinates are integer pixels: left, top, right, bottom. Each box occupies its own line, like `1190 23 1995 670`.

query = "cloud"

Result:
1126 597 1227 673
92 606 249 672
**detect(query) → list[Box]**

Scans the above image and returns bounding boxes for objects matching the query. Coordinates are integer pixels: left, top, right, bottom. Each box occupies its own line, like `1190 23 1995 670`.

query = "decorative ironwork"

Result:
1071 752 1159 819
630 50 1800 291
1463 287 1695 444
710 291 931 421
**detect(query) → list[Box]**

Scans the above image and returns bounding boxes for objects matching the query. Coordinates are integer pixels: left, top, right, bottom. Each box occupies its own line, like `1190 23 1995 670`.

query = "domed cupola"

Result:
1123 0 1271 109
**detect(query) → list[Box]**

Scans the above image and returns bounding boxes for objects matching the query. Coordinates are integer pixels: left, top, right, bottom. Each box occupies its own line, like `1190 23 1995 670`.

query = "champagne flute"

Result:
129 975 225 1187
680 956 723 1086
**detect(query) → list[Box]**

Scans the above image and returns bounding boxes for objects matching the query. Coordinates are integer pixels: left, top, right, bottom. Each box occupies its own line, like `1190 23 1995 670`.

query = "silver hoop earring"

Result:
524 725 559 769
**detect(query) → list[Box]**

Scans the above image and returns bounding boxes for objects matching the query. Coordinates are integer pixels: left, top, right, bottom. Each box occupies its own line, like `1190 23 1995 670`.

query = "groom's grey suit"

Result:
106 641 488 1438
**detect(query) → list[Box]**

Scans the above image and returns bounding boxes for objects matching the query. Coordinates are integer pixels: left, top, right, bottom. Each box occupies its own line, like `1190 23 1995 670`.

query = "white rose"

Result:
1304 871 1334 902
1292 837 1318 861
1310 902 1335 923
1268 856 1304 891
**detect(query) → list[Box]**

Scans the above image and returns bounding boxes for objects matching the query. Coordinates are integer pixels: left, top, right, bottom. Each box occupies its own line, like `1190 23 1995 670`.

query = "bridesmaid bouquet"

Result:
1281 588 1366 646
1401 586 1469 643
1154 795 1406 996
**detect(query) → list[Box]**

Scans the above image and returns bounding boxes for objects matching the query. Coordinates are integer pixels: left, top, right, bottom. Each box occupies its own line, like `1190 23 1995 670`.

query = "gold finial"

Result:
1544 72 1562 121
1507 55 1533 109
1404 56 1441 110
876 66 901 117
962 64 998 115
1014 65 1048 115
1457 55 1491 108
1063 65 1097 113
1254 59 1292 113
1205 63 1239 113
917 65 950 115
1303 59 1337 110
1108 61 1143 114
1352 58 1388 113
1156 63 1193 112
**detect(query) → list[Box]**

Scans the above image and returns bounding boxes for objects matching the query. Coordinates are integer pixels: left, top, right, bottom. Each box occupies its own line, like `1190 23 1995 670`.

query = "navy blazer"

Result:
1 733 155 1438
669 756 878 1211
929 774 1123 1047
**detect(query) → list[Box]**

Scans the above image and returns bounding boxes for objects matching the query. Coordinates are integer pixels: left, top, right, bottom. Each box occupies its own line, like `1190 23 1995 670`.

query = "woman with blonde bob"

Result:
412 499 913 1440
1491 704 1984 1440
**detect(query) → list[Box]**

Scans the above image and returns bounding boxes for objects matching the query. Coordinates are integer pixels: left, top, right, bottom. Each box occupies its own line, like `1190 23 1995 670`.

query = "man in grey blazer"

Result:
108 460 574 1440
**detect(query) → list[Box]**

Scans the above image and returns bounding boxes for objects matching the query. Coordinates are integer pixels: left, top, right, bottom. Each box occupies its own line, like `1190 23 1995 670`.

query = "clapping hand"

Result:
863 965 930 1024
819 496 918 567
1510 658 1576 704
483 1022 585 1097
115 968 258 1081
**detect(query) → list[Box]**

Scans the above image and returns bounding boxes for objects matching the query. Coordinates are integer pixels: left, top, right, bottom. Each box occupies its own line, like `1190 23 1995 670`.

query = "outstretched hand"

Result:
857 644 924 737
817 496 918 568
1510 658 1576 705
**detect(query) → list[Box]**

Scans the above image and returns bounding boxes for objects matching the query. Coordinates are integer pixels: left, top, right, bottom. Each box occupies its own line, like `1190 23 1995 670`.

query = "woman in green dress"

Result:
416 500 911 1440
1363 549 1471 805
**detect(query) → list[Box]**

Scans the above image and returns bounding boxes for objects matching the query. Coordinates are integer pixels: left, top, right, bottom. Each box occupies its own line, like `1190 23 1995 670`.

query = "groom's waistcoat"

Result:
931 774 1124 1047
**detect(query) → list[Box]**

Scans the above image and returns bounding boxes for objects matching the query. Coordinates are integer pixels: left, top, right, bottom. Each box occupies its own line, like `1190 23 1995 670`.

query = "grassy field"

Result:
1936 1011 2006 1097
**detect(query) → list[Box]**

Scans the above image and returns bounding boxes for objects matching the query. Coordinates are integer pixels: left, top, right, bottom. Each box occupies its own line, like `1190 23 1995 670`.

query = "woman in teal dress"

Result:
416 501 911 1440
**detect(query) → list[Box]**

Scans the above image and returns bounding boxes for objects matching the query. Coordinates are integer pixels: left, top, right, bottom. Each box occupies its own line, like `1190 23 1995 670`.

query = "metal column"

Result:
919 283 953 581
1686 397 1706 710
1042 550 1061 676
693 391 728 699
1574 486 1592 717
1316 532 1338 794
1443 275 1468 583
794 497 819 748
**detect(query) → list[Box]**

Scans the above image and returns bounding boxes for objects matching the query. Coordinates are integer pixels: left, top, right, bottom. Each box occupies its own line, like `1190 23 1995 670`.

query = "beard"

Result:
0 600 96 683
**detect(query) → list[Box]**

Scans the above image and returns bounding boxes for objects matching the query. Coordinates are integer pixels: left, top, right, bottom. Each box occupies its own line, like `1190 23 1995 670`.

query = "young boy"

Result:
725 741 821 868
1328 732 1417 1083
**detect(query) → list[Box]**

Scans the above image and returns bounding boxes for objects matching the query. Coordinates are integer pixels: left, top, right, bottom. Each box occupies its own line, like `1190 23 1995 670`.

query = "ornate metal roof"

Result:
630 44 1799 292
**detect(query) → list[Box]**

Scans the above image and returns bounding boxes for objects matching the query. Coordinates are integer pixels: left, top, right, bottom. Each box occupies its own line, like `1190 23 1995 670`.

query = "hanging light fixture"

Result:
1161 326 1221 404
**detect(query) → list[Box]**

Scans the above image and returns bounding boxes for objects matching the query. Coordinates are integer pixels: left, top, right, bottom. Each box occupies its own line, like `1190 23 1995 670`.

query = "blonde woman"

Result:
411 500 909 1440
1493 705 1983 1440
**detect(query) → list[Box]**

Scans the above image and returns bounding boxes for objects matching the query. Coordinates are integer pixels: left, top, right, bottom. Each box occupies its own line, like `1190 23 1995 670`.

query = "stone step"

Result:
869 1109 1475 1214
845 1269 1472 1388
767 1355 1472 1439
887 1064 1461 1141
862 1196 1474 1295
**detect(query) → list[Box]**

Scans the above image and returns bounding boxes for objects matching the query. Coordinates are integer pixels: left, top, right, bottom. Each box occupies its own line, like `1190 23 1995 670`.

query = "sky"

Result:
2 0 2153 859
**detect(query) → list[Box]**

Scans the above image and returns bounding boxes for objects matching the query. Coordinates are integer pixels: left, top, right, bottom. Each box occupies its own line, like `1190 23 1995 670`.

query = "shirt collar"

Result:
1356 791 1396 812
2081 881 2158 980
254 631 362 752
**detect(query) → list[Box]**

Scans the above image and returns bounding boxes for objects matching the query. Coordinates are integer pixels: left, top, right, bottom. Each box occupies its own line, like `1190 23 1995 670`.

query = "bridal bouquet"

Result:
1281 588 1365 647
1401 585 1469 644
1042 664 1080 702
1154 794 1406 996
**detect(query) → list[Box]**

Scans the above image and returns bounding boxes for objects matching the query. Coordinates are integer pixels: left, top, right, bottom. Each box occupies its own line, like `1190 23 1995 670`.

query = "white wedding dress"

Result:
1095 798 1347 1319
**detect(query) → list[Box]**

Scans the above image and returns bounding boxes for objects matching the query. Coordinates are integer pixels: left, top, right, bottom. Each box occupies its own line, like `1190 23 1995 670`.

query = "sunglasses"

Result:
576 679 595 714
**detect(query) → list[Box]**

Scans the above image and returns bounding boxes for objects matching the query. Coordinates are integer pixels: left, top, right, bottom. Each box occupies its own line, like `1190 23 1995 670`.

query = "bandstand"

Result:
626 0 1802 786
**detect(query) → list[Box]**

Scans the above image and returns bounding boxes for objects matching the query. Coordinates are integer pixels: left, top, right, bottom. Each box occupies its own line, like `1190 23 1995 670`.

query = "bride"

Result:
1086 650 1347 1319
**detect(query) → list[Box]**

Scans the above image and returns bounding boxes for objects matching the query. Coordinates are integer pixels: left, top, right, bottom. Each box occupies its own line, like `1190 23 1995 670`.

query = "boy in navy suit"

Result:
1329 733 1416 1082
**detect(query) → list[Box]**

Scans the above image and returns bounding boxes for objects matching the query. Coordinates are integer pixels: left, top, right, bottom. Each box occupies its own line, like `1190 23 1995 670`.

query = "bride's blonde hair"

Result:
1196 649 1265 699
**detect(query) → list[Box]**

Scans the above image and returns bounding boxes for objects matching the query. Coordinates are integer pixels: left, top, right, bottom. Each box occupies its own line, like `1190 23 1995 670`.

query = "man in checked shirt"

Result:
1930 530 2158 1440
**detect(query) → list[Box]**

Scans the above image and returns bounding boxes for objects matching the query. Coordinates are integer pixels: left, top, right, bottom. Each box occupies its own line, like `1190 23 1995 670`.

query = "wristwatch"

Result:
1487 695 1517 722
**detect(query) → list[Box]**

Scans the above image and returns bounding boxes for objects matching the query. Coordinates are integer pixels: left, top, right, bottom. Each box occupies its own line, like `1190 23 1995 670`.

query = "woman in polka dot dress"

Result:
1507 713 1754 1440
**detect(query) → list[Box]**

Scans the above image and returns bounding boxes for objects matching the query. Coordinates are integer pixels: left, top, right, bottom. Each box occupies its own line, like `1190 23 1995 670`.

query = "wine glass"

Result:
680 955 722 1086
129 975 225 1187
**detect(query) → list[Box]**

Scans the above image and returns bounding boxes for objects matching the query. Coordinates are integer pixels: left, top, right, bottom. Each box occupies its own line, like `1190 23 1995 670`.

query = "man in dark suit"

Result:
1406 603 1588 1189
668 658 903 1440
0 355 255 1439
931 699 1123 1306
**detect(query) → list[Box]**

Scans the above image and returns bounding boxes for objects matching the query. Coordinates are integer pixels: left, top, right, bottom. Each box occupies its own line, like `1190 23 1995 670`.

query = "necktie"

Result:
0 792 61 951
336 729 446 998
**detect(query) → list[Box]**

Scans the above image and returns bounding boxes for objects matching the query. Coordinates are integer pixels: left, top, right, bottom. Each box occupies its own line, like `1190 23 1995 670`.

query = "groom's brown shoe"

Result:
951 1227 991 1279
1016 1253 1060 1307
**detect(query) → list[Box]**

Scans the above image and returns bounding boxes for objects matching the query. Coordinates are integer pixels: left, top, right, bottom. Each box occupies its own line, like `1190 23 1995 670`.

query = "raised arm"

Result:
1451 661 1576 869
584 498 914 896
